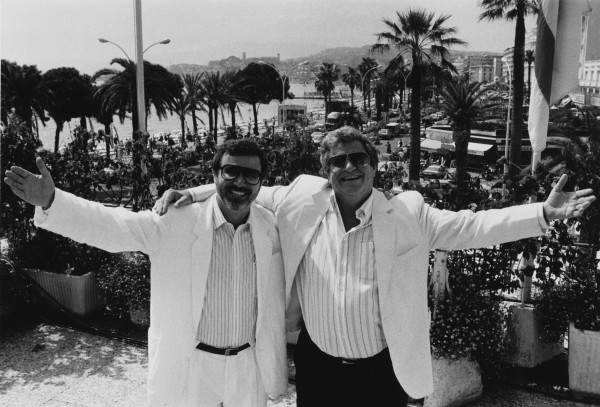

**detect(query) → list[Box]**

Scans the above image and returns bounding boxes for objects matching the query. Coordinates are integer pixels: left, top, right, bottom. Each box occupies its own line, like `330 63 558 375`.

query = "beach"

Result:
35 83 330 150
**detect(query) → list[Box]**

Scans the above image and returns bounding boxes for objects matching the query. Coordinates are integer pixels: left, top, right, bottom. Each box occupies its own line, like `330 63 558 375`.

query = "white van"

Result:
378 122 408 139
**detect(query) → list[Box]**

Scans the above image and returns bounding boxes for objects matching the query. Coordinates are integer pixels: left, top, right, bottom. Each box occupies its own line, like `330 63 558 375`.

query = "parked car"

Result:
421 165 448 179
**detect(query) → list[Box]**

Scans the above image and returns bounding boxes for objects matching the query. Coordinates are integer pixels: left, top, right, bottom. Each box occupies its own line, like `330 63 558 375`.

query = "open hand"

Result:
4 157 55 208
543 174 596 221
152 189 192 215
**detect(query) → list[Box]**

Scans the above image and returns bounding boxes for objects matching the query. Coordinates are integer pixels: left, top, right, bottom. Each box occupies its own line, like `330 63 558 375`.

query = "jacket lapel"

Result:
282 188 331 299
249 205 271 338
190 196 216 329
372 191 397 307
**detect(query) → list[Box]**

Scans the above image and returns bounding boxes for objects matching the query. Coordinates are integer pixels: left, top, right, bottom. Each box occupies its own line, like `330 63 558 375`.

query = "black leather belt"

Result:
195 342 251 356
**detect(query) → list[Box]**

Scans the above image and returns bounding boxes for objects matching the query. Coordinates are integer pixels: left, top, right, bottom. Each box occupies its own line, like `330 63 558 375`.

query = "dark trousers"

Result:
294 329 408 407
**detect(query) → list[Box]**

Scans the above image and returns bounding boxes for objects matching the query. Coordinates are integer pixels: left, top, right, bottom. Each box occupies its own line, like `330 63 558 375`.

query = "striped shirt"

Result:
297 190 387 359
196 200 257 348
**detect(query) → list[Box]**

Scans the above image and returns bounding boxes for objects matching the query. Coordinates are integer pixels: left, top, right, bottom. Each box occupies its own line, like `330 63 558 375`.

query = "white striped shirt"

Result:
196 201 257 348
297 190 387 358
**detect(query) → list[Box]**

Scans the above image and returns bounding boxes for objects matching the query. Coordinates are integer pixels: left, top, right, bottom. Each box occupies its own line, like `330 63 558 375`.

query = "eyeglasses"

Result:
327 152 371 170
219 165 262 185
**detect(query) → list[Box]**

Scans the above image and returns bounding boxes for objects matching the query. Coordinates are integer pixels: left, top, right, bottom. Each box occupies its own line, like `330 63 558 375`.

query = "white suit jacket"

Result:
190 174 547 399
34 189 287 406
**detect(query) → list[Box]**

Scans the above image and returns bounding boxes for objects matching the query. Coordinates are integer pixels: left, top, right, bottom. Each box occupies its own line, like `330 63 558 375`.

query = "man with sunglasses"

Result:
4 139 287 407
154 126 595 406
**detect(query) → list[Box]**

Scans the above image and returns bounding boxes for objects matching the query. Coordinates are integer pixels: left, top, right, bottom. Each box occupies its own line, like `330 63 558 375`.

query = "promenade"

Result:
1 317 596 407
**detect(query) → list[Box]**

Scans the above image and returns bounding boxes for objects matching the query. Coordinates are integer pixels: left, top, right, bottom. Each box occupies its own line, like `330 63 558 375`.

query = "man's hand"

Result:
4 157 55 208
543 174 596 221
152 189 193 215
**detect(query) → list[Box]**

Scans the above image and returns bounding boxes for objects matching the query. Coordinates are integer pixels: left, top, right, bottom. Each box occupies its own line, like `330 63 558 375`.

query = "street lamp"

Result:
361 65 381 117
501 56 512 177
98 36 170 132
259 60 309 105
98 37 171 59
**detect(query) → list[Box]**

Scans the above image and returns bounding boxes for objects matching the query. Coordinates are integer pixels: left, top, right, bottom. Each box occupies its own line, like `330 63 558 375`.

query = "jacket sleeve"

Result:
403 192 547 250
34 188 166 254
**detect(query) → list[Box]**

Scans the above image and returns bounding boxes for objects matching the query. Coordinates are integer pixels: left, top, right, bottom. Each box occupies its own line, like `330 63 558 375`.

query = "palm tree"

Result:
372 9 466 182
92 58 181 133
479 0 538 179
431 75 500 189
357 57 379 115
524 49 535 101
1 60 51 131
200 71 229 140
221 69 243 132
172 93 194 143
181 72 205 135
314 63 340 118
341 66 361 108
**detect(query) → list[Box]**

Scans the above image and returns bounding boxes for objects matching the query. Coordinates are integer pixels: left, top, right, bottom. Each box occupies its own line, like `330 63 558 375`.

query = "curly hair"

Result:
319 126 379 173
211 139 270 179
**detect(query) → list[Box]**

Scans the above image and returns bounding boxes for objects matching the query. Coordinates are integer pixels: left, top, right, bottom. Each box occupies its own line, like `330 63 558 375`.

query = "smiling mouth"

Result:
341 175 361 182
229 188 249 196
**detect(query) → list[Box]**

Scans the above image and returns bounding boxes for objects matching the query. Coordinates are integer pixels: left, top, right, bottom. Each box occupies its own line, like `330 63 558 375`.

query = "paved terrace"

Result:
1 318 597 407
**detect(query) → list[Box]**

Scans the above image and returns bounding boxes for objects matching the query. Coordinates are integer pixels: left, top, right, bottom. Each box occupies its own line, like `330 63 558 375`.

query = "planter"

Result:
503 302 564 368
424 355 483 407
24 269 100 316
569 322 600 400
129 304 150 327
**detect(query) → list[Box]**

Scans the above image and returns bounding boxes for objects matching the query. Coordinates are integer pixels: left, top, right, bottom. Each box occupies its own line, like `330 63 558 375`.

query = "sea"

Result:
36 83 328 150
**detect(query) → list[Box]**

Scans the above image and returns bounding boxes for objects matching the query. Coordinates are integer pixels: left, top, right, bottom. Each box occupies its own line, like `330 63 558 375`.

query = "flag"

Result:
528 0 587 169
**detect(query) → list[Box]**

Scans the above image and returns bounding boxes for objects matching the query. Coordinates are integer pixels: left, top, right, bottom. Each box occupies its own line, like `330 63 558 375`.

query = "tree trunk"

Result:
54 121 64 153
80 116 87 130
208 106 214 136
454 129 470 190
527 63 532 102
213 107 219 142
191 109 198 135
408 63 422 182
252 103 259 135
350 87 355 108
509 1 526 181
104 123 111 159
230 104 237 129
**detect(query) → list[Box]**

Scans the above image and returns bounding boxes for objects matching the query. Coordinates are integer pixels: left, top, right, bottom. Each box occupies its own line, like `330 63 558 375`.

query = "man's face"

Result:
327 140 375 203
214 153 262 212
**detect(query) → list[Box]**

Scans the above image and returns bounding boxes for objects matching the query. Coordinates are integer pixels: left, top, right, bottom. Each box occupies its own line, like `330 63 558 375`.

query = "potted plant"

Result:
426 248 510 407
536 244 600 400
96 252 151 327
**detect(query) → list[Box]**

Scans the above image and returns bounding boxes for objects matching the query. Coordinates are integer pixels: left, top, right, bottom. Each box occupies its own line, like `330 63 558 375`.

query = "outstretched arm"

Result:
543 174 596 221
4 157 55 208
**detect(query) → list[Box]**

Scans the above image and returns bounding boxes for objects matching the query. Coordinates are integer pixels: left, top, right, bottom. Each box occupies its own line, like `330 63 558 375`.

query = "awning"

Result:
420 139 442 152
465 142 494 156
421 139 495 156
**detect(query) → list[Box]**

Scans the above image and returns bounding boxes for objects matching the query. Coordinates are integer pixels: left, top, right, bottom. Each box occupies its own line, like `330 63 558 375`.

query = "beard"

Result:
217 184 259 212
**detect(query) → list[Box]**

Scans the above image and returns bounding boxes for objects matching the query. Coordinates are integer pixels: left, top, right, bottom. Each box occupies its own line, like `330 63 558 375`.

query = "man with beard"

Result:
4 140 287 407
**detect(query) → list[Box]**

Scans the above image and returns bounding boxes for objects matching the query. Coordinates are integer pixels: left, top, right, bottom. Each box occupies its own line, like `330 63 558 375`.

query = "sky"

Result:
1 0 536 76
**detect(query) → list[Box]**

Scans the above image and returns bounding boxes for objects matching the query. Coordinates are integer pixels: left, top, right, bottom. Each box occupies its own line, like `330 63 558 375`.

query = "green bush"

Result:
96 252 150 319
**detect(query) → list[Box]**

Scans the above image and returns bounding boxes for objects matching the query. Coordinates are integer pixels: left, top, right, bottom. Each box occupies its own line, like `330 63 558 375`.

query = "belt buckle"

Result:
224 348 233 356
341 359 355 365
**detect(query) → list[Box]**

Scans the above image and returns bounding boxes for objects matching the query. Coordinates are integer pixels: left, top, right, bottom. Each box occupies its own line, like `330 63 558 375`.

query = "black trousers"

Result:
294 329 408 407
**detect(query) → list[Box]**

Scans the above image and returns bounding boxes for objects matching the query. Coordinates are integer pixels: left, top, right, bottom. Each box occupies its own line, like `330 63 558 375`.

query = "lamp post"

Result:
98 36 170 132
361 65 381 118
259 60 309 104
501 57 512 177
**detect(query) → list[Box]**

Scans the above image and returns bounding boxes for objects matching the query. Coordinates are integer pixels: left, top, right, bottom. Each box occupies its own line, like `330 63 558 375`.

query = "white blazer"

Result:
249 174 547 399
34 189 287 406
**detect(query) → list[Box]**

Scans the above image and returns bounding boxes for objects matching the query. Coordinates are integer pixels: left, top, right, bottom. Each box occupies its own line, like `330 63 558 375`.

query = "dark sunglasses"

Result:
327 152 371 170
219 164 262 185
